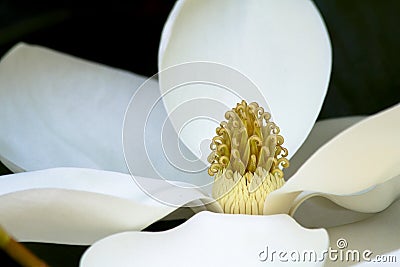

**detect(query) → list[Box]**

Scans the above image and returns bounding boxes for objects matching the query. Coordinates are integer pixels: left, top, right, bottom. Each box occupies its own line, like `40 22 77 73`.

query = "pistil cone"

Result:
0 226 49 267
208 100 289 215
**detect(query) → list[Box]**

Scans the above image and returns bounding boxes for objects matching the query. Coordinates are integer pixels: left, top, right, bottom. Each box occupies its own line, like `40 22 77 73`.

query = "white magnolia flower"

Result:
0 0 400 266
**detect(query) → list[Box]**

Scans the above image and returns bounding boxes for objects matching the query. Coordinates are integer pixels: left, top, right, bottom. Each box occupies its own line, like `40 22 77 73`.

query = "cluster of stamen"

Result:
208 100 289 215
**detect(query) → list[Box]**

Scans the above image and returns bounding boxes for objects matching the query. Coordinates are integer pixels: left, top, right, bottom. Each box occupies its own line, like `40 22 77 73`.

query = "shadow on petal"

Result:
286 117 364 179
326 198 400 266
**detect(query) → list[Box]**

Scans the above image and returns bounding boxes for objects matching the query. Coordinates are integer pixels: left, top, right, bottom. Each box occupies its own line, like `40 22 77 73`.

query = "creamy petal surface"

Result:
159 0 331 160
0 168 218 244
326 198 400 266
286 117 365 179
81 211 329 267
0 43 162 177
265 103 400 215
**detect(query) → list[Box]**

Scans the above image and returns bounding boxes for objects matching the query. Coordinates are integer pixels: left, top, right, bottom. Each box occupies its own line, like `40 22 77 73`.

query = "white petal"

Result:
81 211 329 267
0 168 218 244
265 103 400 215
286 117 365 179
159 0 331 160
325 198 400 266
294 173 400 228
293 196 373 229
0 43 157 176
122 72 214 191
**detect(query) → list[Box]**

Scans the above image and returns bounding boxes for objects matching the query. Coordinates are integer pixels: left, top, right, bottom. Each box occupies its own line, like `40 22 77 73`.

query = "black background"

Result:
0 0 399 266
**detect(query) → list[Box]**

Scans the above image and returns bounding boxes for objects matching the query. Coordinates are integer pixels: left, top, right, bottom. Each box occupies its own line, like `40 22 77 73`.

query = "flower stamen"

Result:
208 100 289 215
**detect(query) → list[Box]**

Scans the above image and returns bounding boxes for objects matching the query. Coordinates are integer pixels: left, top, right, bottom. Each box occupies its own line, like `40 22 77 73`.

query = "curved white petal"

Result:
292 196 373 229
326 198 400 266
286 117 365 179
290 173 400 229
0 43 158 175
81 211 329 267
265 103 400 215
159 0 332 159
0 168 218 244
122 73 214 191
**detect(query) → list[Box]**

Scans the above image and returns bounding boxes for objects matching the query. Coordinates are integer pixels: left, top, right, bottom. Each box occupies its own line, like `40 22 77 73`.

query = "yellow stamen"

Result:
208 100 289 215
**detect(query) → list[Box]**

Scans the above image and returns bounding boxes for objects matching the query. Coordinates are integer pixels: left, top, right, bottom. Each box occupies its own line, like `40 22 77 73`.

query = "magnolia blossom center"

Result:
208 100 289 215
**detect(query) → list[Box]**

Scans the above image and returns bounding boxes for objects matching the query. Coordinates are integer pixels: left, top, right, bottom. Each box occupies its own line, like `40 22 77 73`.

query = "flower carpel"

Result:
208 100 289 215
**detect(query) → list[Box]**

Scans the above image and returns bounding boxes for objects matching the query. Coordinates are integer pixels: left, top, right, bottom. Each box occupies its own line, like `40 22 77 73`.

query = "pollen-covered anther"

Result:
207 100 289 215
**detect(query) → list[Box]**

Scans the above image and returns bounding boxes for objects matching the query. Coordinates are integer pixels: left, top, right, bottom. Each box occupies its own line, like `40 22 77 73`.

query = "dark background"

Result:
0 0 399 265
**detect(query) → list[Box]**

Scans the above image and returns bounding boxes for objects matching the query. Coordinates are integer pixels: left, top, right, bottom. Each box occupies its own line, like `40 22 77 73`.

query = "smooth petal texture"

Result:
0 168 218 245
293 173 400 228
0 43 159 176
159 0 331 159
123 73 214 191
283 116 372 229
326 198 400 266
265 103 400 215
81 211 329 267
293 196 373 229
286 117 365 179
